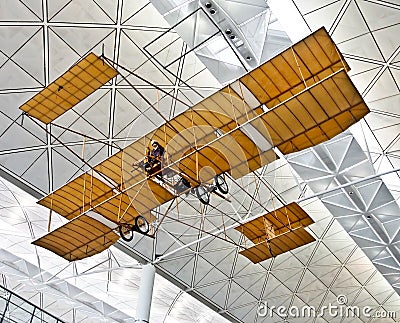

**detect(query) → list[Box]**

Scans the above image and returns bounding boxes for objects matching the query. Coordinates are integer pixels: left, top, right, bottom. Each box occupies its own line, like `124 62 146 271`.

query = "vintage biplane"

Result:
20 27 369 262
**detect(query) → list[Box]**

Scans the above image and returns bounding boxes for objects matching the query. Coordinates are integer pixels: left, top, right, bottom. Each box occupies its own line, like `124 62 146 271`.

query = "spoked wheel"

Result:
135 215 150 235
195 185 210 205
214 174 228 194
119 225 134 242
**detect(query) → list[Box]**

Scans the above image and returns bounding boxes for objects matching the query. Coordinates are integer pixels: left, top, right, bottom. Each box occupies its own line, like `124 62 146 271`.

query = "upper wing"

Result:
175 69 368 183
20 53 118 124
239 27 349 108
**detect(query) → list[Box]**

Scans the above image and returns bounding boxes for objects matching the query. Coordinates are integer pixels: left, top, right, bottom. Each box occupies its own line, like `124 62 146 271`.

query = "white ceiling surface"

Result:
0 1 399 323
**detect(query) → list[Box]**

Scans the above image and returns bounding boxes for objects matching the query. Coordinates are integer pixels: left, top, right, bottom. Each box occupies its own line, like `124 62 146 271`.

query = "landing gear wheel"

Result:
135 215 150 234
119 225 134 242
195 186 210 205
215 174 228 194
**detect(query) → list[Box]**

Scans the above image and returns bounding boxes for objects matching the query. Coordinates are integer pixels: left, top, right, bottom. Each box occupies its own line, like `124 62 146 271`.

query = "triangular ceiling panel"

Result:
323 194 359 214
51 147 83 188
339 32 385 62
19 149 49 193
113 90 144 138
196 280 229 308
49 0 117 23
271 267 304 292
309 264 342 286
0 120 45 150
0 26 43 58
49 27 115 61
296 288 326 305
373 24 400 62
174 257 197 285
331 0 369 43
0 148 46 180
0 59 43 90
227 281 254 308
123 3 170 28
8 29 44 86
367 184 395 212
304 0 346 32
0 0 41 21
47 28 82 79
21 0 43 20
262 275 292 299
348 65 382 95
228 303 258 323
309 243 342 266
198 248 236 272
365 68 399 102
121 0 149 25
357 0 400 32
270 251 304 270
233 273 267 300
195 265 229 288
118 30 148 70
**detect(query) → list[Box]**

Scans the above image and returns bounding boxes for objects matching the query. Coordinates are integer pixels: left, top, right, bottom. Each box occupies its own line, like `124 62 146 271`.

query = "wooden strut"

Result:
82 137 87 212
47 193 53 232
163 124 169 167
284 205 292 231
119 181 146 223
117 154 124 223
151 198 176 237
227 85 239 125
199 204 206 237
90 168 93 208
237 81 250 121
190 110 199 181
332 40 349 72
262 215 275 258
222 209 227 240
291 47 307 88
176 196 180 220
